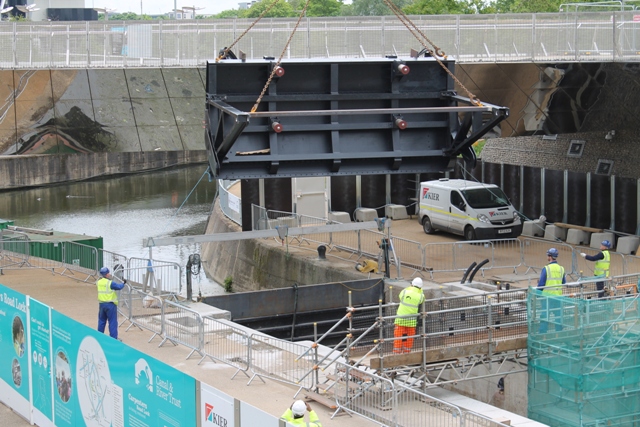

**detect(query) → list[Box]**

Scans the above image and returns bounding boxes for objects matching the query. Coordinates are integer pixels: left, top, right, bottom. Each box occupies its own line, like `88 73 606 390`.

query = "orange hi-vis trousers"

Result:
393 325 416 353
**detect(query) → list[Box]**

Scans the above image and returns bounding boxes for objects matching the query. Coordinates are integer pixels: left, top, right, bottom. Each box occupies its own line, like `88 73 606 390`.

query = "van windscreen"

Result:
461 188 510 209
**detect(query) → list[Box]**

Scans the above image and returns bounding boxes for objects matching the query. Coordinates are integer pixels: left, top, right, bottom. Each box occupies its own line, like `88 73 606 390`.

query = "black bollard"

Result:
317 245 327 259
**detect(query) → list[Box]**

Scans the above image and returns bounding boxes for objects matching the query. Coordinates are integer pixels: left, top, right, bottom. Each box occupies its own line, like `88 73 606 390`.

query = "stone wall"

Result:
481 131 638 178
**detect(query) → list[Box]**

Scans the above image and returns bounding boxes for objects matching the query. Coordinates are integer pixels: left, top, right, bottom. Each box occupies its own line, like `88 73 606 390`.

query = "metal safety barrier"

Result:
247 333 316 393
160 299 204 359
122 285 165 342
127 257 182 295
2 12 640 69
199 317 251 379
218 180 242 226
99 249 128 281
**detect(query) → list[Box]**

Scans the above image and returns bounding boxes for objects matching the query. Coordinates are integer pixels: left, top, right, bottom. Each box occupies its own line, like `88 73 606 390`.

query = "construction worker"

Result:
281 400 321 426
96 267 126 340
537 248 566 334
580 240 611 298
393 277 425 354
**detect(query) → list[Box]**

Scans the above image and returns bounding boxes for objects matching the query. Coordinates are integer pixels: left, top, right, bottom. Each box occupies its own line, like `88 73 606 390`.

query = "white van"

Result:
418 179 523 240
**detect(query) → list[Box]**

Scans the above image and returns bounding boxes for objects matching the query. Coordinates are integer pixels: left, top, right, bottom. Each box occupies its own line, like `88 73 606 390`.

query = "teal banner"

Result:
29 297 53 422
51 310 197 427
0 286 29 401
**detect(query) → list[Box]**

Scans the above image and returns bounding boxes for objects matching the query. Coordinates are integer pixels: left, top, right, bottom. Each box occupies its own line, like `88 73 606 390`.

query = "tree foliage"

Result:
351 0 411 16
244 0 295 18
307 0 343 17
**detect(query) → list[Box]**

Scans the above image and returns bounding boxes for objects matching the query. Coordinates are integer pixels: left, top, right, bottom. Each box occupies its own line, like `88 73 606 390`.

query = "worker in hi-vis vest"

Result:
581 240 611 298
393 277 425 354
280 400 321 427
537 248 566 334
96 267 126 340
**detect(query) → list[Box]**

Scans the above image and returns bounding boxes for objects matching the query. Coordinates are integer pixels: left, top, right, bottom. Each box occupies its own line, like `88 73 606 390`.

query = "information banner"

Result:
51 310 197 427
0 284 30 418
28 297 54 426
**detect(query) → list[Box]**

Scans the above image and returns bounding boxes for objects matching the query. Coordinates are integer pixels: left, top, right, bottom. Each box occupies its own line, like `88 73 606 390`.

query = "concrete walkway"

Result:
0 269 377 427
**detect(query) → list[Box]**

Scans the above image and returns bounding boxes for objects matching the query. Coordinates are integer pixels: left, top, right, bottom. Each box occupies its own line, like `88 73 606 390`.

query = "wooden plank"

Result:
553 222 603 233
304 391 338 409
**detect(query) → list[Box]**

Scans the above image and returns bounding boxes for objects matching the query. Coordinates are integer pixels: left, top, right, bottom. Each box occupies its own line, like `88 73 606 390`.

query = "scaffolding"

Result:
527 275 640 427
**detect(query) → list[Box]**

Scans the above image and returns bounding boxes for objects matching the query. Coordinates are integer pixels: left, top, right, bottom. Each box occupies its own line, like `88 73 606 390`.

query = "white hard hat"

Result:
292 400 306 417
412 277 423 288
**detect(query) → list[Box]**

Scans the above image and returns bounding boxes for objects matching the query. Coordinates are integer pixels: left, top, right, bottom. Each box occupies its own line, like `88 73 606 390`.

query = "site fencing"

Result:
218 180 242 226
2 12 640 69
121 285 165 342
126 257 182 296
332 362 511 427
160 299 205 359
199 316 250 379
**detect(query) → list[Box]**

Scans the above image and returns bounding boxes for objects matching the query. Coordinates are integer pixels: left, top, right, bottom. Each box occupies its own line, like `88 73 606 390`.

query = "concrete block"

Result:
522 220 545 237
329 211 351 223
385 204 409 220
543 224 567 241
590 232 615 250
566 229 591 246
616 236 640 255
355 208 378 222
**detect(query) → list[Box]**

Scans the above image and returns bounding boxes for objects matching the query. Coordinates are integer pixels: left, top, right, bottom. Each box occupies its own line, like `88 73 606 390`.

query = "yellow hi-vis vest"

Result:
594 250 610 277
96 278 118 305
543 263 564 296
394 286 425 327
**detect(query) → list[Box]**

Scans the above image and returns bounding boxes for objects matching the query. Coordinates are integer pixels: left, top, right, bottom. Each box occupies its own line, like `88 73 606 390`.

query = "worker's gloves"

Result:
580 253 586 258
123 279 128 284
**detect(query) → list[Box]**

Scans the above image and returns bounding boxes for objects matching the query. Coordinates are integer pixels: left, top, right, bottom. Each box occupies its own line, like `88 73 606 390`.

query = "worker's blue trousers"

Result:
98 302 119 339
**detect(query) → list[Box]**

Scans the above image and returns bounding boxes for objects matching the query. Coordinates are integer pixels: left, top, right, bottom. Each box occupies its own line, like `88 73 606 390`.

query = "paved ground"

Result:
0 268 378 427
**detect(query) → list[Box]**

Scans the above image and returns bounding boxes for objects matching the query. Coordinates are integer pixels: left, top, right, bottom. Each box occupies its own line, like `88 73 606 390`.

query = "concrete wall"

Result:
200 199 366 291
0 150 207 190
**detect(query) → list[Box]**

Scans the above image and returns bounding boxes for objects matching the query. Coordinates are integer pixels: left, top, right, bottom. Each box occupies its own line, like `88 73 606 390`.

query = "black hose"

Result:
461 262 477 284
468 259 490 283
290 283 299 341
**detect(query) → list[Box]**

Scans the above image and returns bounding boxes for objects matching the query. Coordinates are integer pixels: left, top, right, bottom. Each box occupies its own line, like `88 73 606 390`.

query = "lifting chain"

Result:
382 0 481 106
251 0 311 113
216 0 283 62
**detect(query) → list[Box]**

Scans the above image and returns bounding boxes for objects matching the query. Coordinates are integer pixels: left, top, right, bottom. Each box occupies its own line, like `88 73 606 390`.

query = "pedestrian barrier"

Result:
59 241 99 282
247 334 316 392
332 362 469 427
122 286 165 342
199 317 251 379
159 299 205 359
389 235 423 278
521 237 575 276
99 249 128 281
127 257 182 296
218 180 242 226
0 239 31 270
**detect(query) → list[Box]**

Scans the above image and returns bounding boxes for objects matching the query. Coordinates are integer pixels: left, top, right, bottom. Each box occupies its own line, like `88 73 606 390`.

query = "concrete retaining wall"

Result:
0 150 207 190
200 199 366 292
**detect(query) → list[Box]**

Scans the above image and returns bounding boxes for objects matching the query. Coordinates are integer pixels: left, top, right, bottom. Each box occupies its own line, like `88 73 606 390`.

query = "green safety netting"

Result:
527 291 640 427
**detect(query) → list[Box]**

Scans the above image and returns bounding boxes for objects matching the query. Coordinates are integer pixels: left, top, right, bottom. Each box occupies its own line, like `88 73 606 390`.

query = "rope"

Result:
251 0 312 113
382 0 481 106
215 0 283 62
160 168 209 236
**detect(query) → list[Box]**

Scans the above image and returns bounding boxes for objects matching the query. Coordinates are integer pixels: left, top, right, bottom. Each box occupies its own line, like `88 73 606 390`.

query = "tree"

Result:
244 0 295 18
351 0 411 16
404 0 495 15
212 9 246 19
307 0 343 17
493 0 584 13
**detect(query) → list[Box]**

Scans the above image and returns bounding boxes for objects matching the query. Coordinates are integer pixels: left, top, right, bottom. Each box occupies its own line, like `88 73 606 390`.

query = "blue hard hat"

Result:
99 267 110 276
547 248 559 258
601 240 611 248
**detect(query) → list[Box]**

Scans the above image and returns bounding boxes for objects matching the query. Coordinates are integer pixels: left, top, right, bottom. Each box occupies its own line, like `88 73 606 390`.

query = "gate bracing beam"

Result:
205 58 510 179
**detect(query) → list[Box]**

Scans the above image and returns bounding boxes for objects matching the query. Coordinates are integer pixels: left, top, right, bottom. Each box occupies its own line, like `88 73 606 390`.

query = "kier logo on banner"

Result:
422 188 440 201
489 211 507 217
205 403 229 427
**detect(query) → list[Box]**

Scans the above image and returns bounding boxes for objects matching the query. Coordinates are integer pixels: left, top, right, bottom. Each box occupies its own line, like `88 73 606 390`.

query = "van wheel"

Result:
422 216 435 234
464 226 476 241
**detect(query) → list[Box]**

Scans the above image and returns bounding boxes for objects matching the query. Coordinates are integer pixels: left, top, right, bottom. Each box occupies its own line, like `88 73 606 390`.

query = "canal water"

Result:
0 165 226 296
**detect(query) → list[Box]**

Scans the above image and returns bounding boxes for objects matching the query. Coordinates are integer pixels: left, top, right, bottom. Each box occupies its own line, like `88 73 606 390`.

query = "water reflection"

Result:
0 165 225 297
